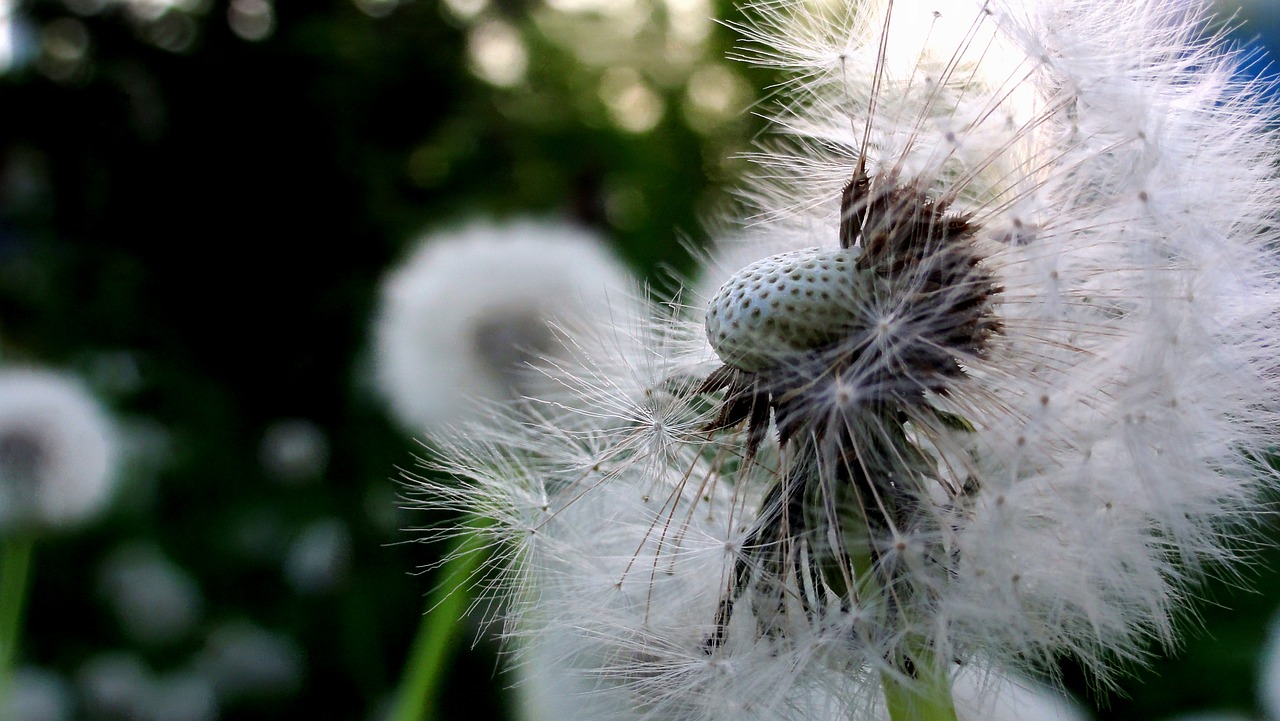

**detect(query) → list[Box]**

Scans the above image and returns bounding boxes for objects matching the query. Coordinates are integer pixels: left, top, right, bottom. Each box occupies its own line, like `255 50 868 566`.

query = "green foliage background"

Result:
1 1 1279 719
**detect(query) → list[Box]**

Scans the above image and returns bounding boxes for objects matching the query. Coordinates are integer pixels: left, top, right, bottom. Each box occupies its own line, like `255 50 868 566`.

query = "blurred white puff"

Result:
77 653 219 721
951 667 1091 721
194 620 304 702
144 671 218 721
0 368 117 533
513 644 1092 721
97 542 203 646
371 217 634 433
1261 608 1280 721
283 517 351 594
258 418 328 484
77 652 152 720
5 666 73 721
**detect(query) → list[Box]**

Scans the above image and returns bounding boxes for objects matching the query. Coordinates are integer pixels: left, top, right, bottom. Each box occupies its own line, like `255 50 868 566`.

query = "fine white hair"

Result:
410 0 1280 718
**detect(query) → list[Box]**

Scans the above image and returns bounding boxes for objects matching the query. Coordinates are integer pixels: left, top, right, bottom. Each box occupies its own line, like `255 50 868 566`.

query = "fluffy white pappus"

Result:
421 419 769 721
0 367 118 533
950 668 1091 721
371 217 636 433
411 0 1280 717
514 628 1092 721
701 0 1280 685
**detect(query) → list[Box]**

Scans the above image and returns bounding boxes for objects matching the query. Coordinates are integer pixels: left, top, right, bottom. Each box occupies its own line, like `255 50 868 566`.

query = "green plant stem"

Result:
389 520 490 721
880 650 960 721
843 522 957 721
0 538 34 712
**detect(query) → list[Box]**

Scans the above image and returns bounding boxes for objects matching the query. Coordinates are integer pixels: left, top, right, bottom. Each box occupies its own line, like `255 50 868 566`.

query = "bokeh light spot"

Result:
144 10 198 52
37 17 90 83
441 0 487 22
604 183 647 229
599 67 663 133
467 19 527 87
228 0 273 41
683 63 749 132
353 0 399 18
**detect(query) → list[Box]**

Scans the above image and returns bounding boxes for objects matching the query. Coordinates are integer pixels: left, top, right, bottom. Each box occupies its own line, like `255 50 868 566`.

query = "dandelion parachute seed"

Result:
409 0 1280 718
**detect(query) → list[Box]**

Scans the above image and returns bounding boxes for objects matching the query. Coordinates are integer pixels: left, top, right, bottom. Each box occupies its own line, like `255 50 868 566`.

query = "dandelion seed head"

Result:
737 2 1280 685
372 217 634 433
0 368 117 533
413 0 1280 715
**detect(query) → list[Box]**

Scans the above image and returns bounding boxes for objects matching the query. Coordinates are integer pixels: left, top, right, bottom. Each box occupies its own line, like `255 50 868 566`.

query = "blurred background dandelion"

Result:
0 0 1279 719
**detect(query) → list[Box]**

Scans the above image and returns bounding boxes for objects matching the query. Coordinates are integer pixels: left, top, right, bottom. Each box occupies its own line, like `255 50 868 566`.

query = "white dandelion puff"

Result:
371 217 635 433
704 0 1280 686
258 418 328 484
514 640 1091 721
77 653 153 721
194 620 304 702
950 668 1090 721
412 0 1280 718
4 666 73 721
143 671 218 721
98 542 203 646
0 367 118 533
282 517 352 594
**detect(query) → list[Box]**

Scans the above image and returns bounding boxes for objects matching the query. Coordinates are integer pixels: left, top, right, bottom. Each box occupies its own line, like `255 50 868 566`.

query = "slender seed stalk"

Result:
0 537 34 713
840 491 958 721
881 655 960 721
390 518 490 721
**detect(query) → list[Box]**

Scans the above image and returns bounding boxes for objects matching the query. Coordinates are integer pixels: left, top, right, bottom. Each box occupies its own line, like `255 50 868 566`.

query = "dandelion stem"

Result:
390 518 489 721
844 541 958 721
0 537 34 712
880 650 959 721
854 484 958 721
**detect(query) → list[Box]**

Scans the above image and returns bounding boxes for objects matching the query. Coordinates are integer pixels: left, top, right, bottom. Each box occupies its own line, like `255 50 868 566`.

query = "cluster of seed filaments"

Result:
707 174 999 393
700 171 1001 646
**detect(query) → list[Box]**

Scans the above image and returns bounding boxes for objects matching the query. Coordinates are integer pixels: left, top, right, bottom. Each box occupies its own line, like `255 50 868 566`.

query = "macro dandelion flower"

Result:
409 0 1280 719
372 217 634 433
